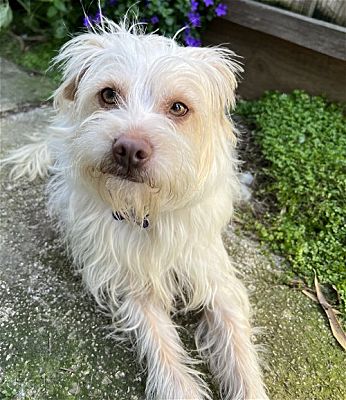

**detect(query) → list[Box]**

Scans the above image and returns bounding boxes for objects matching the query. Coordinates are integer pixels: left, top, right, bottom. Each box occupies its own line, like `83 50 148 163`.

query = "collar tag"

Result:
112 211 149 229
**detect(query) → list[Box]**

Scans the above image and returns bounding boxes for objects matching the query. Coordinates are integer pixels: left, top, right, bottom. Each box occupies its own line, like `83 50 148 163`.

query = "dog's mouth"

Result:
96 153 161 191
116 172 145 183
98 158 151 185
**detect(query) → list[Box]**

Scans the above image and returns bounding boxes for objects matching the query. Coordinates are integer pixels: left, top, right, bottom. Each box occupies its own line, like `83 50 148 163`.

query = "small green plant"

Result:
0 31 61 80
2 1 229 84
11 0 76 39
237 91 346 315
10 0 228 45
83 0 228 46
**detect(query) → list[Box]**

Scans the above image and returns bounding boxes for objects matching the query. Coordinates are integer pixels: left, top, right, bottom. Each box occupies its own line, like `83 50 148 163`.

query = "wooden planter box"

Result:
203 0 346 102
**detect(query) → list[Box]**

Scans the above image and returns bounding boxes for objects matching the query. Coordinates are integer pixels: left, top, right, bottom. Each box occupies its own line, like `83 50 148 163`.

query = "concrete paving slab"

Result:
0 106 53 151
0 58 55 113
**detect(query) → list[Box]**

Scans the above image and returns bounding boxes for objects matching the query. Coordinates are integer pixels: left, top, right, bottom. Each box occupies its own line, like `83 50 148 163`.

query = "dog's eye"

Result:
100 88 120 106
169 102 189 117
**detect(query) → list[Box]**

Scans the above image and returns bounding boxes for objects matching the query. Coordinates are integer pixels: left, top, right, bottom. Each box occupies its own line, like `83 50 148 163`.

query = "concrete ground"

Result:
0 58 345 400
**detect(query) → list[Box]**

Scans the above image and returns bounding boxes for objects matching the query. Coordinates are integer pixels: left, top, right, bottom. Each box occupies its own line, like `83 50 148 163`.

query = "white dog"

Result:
3 20 268 400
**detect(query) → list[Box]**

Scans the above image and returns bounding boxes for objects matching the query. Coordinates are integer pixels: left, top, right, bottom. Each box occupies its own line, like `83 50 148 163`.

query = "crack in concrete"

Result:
0 101 52 118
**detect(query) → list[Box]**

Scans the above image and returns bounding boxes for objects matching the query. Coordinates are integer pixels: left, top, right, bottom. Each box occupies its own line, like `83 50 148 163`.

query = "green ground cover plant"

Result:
0 31 61 81
236 91 346 315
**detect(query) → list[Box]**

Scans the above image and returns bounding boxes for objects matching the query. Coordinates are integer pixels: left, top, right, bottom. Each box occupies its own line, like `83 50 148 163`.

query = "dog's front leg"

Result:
195 267 268 400
116 294 210 400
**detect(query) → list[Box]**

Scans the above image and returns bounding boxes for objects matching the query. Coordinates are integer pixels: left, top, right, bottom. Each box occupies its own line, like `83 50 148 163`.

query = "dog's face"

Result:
54 22 241 221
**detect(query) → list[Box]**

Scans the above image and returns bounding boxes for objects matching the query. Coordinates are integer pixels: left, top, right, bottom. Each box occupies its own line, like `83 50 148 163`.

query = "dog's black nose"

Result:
112 136 152 170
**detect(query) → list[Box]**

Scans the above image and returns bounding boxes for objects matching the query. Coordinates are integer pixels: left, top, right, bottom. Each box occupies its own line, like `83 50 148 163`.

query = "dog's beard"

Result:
79 154 198 224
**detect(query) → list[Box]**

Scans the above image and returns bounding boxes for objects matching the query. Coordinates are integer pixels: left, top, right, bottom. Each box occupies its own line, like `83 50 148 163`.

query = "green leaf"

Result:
47 6 58 18
0 1 13 30
53 0 67 13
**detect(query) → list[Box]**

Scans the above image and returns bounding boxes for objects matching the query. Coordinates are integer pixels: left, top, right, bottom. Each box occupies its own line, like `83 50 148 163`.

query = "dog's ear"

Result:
184 46 242 111
60 69 86 102
52 34 105 107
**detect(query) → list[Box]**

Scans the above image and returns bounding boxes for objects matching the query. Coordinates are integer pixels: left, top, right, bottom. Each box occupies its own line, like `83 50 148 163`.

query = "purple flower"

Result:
190 0 198 11
204 0 214 6
108 0 117 5
83 11 103 28
150 15 159 24
215 3 227 17
185 35 201 47
188 11 201 27
93 11 102 24
83 16 92 28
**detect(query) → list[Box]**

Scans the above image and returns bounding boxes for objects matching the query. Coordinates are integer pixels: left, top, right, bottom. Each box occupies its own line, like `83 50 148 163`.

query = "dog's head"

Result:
53 20 242 221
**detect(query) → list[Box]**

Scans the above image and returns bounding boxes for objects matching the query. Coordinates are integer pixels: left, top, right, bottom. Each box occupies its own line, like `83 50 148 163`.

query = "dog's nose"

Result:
112 137 152 170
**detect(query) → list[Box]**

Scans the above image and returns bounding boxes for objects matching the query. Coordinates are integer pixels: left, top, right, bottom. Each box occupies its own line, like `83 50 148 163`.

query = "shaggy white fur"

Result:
3 19 268 400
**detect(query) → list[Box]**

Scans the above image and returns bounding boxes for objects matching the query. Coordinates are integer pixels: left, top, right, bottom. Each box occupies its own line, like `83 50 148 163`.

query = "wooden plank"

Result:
203 19 346 102
224 0 346 61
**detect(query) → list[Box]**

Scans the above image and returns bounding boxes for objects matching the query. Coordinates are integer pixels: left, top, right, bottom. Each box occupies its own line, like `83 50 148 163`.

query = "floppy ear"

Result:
184 46 243 111
59 69 85 102
52 34 106 108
